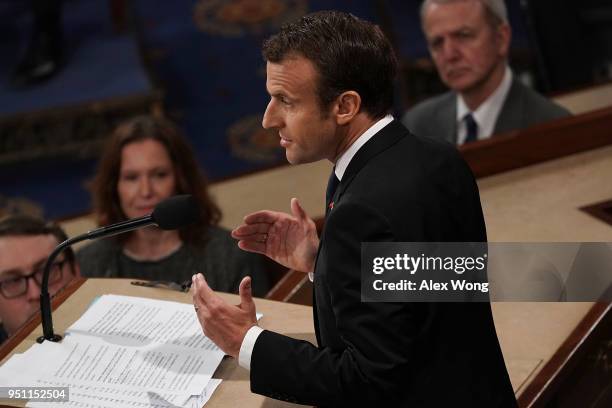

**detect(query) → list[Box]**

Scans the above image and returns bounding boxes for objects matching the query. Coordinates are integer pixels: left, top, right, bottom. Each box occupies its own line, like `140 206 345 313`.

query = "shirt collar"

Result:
456 66 513 136
335 114 394 180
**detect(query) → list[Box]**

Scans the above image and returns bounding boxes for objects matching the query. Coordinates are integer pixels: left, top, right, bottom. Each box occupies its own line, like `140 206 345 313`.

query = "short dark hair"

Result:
91 115 221 244
262 10 397 119
0 214 75 266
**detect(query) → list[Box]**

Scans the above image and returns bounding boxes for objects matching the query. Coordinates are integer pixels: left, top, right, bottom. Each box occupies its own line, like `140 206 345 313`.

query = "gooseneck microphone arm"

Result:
85 214 155 240
37 195 198 343
38 234 88 343
37 215 156 343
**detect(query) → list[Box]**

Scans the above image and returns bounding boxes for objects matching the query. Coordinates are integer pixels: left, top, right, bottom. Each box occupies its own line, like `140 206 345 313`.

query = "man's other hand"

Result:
192 273 257 358
231 198 319 273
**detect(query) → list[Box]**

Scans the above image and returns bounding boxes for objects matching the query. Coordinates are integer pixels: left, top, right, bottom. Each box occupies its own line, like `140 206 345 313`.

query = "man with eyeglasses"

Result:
0 215 79 343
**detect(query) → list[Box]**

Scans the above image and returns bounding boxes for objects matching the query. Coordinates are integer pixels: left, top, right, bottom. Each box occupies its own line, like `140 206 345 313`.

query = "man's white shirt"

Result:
456 66 513 145
238 114 394 370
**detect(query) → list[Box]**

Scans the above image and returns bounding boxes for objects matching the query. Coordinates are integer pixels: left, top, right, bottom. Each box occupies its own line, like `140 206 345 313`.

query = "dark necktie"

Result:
464 113 478 144
325 167 340 216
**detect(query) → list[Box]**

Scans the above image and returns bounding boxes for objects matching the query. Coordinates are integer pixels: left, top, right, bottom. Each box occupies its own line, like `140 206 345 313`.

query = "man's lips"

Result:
445 67 470 79
279 136 292 147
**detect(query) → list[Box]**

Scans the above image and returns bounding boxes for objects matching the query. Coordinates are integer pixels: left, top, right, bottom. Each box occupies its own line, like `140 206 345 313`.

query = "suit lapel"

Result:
334 119 407 204
493 78 524 135
313 119 407 346
437 93 457 144
315 119 407 260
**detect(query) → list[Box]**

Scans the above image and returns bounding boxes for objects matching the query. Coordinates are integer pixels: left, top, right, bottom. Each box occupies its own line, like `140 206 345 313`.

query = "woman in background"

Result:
77 115 269 296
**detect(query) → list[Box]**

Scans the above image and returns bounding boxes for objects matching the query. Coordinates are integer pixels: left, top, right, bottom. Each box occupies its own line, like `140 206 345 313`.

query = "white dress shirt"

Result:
456 66 513 145
238 114 394 370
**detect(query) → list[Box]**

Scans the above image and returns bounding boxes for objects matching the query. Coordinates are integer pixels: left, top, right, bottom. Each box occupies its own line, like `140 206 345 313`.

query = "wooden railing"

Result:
266 105 612 304
462 105 612 178
263 106 612 407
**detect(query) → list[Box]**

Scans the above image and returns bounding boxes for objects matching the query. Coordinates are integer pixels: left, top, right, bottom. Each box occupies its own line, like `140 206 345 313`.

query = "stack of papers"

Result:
0 295 241 407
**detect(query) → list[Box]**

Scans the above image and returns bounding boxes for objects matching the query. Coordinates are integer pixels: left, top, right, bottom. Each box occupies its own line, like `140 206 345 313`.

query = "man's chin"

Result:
445 76 478 94
285 149 303 165
285 155 304 165
7 315 35 336
285 151 318 165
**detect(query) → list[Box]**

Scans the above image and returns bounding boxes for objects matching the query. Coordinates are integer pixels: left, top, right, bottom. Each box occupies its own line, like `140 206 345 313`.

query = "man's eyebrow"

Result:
0 256 50 278
32 258 47 270
429 25 473 39
452 26 474 33
0 268 21 279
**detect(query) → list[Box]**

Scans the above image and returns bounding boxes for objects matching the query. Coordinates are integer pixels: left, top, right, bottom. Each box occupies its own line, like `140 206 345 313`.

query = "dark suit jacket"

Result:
402 78 571 144
250 120 516 407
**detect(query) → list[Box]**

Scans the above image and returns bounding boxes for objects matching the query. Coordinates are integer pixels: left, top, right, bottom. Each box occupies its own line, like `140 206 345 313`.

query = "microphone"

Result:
37 194 199 343
86 194 200 239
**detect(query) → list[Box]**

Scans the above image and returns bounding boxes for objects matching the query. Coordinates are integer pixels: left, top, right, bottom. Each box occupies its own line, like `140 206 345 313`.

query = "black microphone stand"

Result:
37 216 155 343
38 235 87 343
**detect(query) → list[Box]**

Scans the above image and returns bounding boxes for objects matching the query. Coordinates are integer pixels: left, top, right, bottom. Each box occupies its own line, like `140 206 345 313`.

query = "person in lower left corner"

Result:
0 214 79 343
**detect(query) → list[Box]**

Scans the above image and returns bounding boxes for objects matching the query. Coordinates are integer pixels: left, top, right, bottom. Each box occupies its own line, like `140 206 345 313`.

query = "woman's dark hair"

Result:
91 115 221 244
262 10 397 119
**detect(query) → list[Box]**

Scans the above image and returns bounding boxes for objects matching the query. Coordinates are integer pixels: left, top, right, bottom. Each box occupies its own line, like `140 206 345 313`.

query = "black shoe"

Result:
11 30 63 88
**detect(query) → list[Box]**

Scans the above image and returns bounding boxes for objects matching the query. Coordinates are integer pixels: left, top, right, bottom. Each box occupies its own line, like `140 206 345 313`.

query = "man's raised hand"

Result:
231 198 319 273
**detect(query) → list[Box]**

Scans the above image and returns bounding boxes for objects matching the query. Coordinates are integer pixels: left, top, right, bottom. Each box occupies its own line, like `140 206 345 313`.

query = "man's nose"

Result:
262 100 280 130
25 277 41 301
441 39 460 61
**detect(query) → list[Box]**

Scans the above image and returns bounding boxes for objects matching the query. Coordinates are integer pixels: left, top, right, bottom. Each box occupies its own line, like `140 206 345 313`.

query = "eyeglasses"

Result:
0 259 68 299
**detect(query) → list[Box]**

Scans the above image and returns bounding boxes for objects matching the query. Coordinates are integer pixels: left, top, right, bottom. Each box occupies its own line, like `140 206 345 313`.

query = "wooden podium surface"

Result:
0 278 607 407
0 278 315 408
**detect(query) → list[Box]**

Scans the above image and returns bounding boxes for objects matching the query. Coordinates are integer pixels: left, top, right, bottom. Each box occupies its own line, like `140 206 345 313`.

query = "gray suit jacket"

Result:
402 78 571 144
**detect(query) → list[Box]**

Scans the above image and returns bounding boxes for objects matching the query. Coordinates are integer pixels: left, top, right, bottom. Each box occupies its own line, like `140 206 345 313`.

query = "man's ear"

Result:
496 23 511 58
335 91 361 125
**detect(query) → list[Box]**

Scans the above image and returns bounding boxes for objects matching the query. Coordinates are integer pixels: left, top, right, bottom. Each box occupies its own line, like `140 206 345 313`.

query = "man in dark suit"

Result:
192 11 516 407
403 0 570 145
